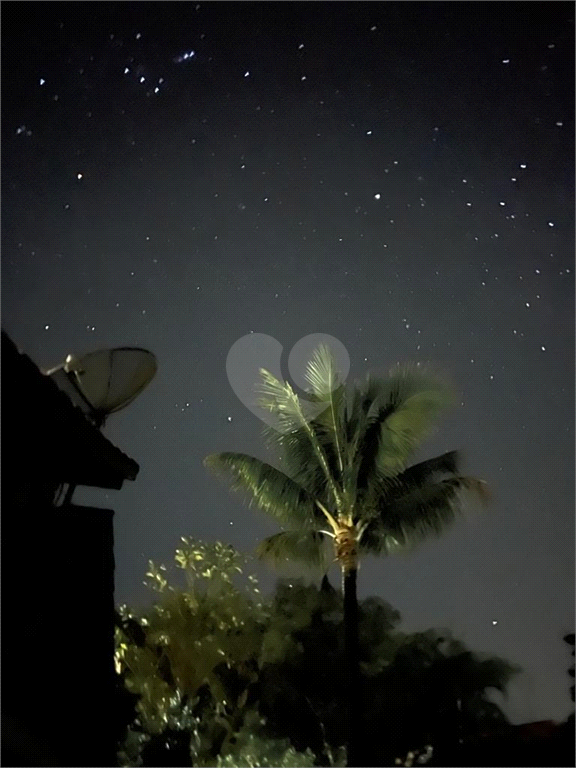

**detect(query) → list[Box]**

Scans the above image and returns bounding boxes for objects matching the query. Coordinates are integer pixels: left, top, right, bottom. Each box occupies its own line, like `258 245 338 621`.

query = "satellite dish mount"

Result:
44 346 157 502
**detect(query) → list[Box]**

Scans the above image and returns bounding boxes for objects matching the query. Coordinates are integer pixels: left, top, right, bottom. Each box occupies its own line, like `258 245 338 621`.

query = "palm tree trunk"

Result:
334 521 363 766
342 566 362 767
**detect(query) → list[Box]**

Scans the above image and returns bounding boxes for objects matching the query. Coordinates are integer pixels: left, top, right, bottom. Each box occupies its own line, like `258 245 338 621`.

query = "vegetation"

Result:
115 538 316 767
204 346 490 764
114 351 568 766
115 538 518 767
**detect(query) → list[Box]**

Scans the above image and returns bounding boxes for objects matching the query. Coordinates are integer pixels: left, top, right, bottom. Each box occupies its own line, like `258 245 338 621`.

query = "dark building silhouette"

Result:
1 330 140 767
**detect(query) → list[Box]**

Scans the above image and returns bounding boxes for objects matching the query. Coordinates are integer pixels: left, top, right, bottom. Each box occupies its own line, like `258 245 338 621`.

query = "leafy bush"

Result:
116 538 519 767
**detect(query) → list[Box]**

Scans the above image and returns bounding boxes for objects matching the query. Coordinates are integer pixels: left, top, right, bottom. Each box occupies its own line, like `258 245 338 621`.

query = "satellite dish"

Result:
45 347 157 429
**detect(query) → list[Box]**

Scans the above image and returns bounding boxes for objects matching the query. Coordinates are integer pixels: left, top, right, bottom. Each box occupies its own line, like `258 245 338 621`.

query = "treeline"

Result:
114 538 520 767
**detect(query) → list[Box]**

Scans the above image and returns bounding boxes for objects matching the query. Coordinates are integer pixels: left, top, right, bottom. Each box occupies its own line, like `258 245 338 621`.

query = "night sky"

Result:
2 2 574 726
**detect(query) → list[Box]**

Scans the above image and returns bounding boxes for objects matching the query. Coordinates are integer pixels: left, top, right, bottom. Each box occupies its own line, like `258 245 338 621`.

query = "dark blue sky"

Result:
2 2 574 725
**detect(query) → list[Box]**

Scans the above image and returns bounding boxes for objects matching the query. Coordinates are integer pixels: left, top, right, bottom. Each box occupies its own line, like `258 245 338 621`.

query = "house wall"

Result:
2 331 125 766
2 505 116 766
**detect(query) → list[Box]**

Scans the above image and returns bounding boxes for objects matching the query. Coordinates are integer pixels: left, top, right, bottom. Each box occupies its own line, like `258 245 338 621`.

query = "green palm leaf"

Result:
304 345 346 474
257 363 343 512
204 452 321 530
256 530 334 573
367 365 455 478
394 450 460 485
362 474 490 555
304 344 343 396
262 424 331 500
362 451 461 510
256 369 321 433
342 368 455 512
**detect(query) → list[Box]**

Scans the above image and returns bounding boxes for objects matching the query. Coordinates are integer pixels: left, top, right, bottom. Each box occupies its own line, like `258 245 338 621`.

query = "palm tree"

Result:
204 345 490 765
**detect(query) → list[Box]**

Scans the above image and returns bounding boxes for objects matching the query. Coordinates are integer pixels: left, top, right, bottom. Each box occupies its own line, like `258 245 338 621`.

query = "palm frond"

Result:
355 367 455 492
345 374 389 446
396 450 460 485
343 377 389 492
256 530 334 574
204 452 321 529
304 344 344 396
257 363 343 512
262 424 333 500
378 386 455 475
361 475 490 555
303 345 346 474
257 368 321 433
310 392 348 476
359 451 460 514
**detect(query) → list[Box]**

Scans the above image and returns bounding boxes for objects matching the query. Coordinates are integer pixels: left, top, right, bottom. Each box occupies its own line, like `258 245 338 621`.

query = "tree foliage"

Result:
116 537 289 766
116 539 518 767
205 347 491 765
204 350 490 573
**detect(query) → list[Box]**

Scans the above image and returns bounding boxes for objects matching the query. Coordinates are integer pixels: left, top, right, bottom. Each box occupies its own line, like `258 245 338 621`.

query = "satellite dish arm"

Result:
66 369 100 414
